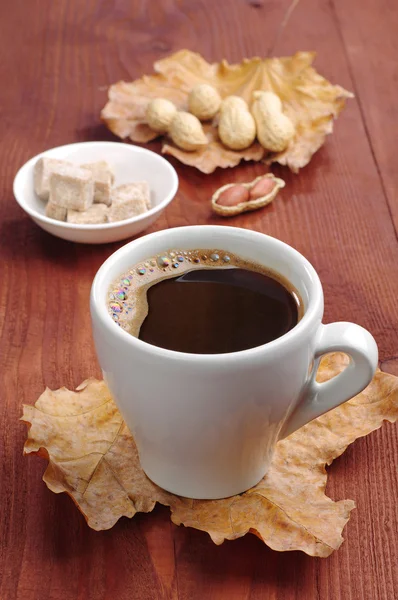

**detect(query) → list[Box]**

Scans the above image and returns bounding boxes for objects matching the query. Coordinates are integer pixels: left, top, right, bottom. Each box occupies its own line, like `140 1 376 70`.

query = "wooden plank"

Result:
271 2 398 600
333 0 398 231
0 0 397 599
332 0 398 381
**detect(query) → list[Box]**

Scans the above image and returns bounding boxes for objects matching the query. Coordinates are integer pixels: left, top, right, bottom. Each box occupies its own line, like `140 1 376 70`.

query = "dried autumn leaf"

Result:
101 50 353 173
22 353 398 557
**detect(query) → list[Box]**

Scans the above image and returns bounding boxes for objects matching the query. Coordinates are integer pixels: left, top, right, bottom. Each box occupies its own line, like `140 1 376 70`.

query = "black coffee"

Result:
108 248 302 354
140 268 299 353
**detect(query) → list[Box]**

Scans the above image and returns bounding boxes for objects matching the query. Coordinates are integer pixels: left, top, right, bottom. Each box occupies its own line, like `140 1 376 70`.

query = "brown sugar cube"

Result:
45 202 67 222
107 184 149 223
128 181 151 209
67 204 108 224
81 161 114 206
114 181 151 207
49 164 94 211
33 157 72 200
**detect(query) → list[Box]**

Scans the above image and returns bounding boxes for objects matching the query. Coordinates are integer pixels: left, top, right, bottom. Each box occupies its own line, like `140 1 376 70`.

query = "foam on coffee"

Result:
107 248 303 353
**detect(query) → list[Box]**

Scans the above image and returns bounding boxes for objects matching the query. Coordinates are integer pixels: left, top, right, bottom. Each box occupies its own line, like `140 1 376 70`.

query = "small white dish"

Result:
13 141 179 244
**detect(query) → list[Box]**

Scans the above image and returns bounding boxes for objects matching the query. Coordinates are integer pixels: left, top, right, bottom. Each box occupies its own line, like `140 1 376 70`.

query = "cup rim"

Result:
90 226 323 362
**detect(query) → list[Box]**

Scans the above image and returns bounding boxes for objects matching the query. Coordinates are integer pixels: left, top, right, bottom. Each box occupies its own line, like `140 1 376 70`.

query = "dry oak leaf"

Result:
22 353 397 557
101 50 353 174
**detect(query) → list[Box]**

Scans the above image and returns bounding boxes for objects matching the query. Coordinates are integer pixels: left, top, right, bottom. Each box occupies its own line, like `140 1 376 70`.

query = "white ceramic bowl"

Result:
13 141 179 244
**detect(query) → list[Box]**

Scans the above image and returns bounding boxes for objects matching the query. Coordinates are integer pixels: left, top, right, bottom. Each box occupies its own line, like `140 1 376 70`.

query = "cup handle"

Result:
280 322 378 439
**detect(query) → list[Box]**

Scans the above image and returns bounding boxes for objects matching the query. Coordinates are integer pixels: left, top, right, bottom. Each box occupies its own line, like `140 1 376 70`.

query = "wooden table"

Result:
1 0 397 598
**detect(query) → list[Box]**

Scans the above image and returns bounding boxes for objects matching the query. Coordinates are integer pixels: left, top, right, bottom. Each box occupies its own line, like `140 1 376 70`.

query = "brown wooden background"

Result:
1 0 397 598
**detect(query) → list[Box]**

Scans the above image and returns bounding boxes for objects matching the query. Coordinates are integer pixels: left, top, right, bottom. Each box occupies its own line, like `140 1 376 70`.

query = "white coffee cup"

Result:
90 226 378 499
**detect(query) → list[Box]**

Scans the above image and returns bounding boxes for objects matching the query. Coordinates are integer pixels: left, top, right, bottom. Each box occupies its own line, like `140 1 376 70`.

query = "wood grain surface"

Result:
1 0 397 598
